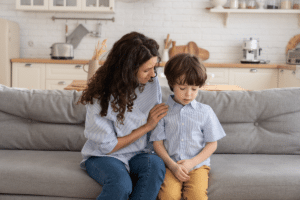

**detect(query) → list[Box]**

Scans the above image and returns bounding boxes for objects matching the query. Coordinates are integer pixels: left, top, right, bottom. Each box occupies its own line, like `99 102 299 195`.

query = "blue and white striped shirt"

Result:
80 76 162 171
150 95 226 170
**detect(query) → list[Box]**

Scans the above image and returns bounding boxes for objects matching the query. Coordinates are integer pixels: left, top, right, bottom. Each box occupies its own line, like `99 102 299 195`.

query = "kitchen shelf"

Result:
208 7 300 27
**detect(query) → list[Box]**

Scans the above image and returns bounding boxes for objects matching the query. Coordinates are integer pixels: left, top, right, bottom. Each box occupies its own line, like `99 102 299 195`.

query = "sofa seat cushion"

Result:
0 150 101 199
209 154 300 200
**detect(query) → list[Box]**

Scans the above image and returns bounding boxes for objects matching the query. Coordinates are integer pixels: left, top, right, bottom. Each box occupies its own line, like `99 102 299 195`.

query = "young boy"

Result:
150 53 226 200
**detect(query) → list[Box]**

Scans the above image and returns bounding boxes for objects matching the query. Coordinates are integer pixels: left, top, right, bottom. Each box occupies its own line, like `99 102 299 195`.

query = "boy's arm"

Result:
177 141 217 172
153 140 190 182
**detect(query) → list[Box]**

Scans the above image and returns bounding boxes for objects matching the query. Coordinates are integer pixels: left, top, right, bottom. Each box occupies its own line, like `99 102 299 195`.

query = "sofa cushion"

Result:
161 86 300 154
0 150 101 199
209 154 300 200
0 85 86 124
0 85 87 151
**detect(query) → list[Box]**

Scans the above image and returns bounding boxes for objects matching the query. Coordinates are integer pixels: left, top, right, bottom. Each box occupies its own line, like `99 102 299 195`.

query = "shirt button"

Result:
181 139 184 141
182 123 184 125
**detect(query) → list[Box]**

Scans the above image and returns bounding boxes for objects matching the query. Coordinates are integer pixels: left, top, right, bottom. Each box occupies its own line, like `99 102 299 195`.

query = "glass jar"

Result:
293 0 300 9
267 0 279 9
231 0 239 8
247 0 257 8
239 0 247 8
281 0 292 9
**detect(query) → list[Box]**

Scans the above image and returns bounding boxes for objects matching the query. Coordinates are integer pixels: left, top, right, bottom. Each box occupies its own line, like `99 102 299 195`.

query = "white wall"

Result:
0 0 298 63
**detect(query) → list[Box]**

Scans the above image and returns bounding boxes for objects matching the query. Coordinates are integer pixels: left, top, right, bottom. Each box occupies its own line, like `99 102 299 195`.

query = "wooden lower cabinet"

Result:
12 63 87 90
12 63 46 90
229 68 278 90
278 69 300 88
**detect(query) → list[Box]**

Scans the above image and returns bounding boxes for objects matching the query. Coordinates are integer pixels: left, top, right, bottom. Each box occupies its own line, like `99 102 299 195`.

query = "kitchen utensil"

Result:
65 22 68 42
210 0 227 9
257 0 266 9
50 43 74 59
66 24 89 49
241 38 263 63
230 0 239 9
239 0 247 8
247 0 257 8
286 43 300 64
281 0 292 9
83 60 99 80
169 41 209 61
293 0 300 9
267 0 279 9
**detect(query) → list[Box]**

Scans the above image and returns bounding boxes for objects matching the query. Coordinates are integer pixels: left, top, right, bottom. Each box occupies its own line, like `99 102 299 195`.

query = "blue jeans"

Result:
85 153 166 200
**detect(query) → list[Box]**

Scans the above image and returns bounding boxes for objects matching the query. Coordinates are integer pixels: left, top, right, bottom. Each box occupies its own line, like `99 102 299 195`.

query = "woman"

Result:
78 32 168 200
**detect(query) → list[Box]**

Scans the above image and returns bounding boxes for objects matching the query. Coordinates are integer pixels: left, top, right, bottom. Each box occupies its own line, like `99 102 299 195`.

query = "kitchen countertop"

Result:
10 58 296 70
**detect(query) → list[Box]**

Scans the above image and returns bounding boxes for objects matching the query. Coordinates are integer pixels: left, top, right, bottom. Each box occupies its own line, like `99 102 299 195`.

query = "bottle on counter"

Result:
281 0 292 9
239 0 247 8
267 0 279 8
231 0 239 8
293 0 300 9
247 0 257 8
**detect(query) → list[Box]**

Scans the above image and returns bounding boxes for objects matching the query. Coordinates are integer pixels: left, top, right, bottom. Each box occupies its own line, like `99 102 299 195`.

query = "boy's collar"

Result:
167 95 197 110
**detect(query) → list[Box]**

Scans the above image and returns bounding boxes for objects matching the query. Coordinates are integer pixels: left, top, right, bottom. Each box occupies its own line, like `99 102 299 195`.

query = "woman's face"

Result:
137 57 157 84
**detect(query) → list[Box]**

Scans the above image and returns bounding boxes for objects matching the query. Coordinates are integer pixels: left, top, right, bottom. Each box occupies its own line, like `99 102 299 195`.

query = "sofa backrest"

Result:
0 85 87 151
161 86 300 155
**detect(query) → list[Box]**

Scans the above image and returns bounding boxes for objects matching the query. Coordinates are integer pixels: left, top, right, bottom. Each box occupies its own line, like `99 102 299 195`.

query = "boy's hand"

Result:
177 159 195 173
169 163 190 182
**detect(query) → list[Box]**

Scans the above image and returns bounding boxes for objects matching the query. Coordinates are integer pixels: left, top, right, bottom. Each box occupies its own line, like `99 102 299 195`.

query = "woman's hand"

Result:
169 163 190 182
146 103 168 131
177 159 195 173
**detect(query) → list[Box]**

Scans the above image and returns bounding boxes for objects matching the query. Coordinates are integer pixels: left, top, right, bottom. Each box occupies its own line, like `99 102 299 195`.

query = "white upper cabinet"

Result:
82 0 114 12
49 0 81 11
16 0 49 10
16 0 114 12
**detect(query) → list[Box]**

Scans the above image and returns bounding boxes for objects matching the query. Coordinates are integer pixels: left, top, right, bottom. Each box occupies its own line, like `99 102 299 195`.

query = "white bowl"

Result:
210 0 227 9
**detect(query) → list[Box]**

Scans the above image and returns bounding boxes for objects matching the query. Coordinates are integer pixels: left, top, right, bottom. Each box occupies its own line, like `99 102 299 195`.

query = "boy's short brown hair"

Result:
164 53 207 92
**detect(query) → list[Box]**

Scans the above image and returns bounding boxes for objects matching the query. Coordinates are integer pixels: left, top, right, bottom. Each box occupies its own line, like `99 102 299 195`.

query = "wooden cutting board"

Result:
169 41 209 61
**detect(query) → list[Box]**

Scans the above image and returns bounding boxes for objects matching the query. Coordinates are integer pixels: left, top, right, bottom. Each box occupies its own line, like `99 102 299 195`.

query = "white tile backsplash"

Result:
0 0 297 63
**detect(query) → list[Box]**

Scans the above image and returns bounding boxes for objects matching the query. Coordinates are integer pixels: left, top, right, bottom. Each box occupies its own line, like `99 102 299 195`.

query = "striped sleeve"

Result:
150 118 166 141
203 106 226 143
84 104 118 154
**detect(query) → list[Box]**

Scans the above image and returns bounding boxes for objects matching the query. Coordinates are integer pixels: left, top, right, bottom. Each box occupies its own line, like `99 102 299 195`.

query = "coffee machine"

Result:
241 37 263 64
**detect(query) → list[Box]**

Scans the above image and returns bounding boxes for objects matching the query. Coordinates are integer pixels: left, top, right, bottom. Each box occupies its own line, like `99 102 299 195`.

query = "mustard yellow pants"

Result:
157 165 210 200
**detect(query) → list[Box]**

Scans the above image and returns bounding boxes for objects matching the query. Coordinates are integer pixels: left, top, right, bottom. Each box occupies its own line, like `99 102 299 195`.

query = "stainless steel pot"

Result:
50 43 74 59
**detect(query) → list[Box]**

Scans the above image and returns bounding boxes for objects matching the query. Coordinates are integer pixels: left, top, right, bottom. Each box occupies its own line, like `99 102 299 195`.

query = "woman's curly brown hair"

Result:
77 32 161 125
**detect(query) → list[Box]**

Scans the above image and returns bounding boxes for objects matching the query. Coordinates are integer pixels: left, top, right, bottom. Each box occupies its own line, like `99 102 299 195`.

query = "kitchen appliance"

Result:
241 38 263 64
0 18 20 87
286 43 300 64
50 43 74 59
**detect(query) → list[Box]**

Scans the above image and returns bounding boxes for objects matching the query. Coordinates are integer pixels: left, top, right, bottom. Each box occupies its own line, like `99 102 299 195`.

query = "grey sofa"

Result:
0 84 299 200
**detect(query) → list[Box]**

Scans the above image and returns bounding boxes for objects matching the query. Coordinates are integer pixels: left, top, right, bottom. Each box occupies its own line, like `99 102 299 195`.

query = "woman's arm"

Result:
177 141 218 172
153 141 190 182
108 103 168 154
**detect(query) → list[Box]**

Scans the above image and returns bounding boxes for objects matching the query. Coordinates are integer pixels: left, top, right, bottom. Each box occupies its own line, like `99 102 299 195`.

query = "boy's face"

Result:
173 83 200 106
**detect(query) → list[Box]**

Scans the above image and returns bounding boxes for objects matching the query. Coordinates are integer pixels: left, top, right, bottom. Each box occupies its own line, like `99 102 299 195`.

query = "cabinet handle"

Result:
250 69 257 73
75 65 82 69
280 69 284 73
58 81 66 85
292 71 296 75
25 63 32 67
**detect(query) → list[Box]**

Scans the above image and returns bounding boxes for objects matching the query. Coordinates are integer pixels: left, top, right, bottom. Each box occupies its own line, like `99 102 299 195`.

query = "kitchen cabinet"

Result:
81 0 114 12
229 68 278 90
48 0 81 11
206 68 230 85
16 0 114 12
12 62 87 90
278 69 300 88
16 0 49 10
12 63 46 89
